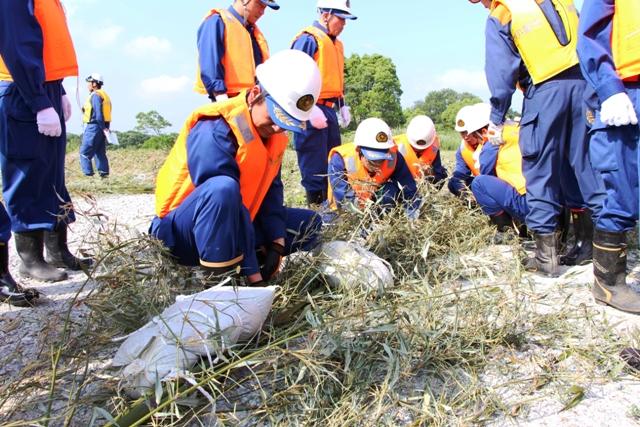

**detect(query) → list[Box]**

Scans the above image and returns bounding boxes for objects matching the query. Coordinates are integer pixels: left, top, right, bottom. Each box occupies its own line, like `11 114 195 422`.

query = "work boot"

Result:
560 209 594 266
524 232 560 277
15 231 67 282
0 243 39 307
558 208 571 253
490 212 513 233
592 229 640 313
44 224 93 271
306 191 325 207
620 348 640 371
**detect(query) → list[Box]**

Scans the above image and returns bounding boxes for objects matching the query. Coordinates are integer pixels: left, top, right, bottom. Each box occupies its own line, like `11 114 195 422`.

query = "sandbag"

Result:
314 240 394 291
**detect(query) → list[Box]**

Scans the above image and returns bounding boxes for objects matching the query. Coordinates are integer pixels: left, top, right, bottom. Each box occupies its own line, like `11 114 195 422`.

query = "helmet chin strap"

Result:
241 0 251 25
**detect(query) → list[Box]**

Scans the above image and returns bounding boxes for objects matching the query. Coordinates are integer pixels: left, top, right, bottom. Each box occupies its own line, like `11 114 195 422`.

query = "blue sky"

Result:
61 0 584 134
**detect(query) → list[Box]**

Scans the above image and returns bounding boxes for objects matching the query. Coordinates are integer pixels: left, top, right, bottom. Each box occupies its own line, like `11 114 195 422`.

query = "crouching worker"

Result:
395 115 448 187
150 50 322 286
448 105 484 198
327 118 420 219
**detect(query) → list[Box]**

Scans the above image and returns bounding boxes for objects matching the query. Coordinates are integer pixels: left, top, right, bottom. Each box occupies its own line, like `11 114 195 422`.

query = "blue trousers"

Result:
293 104 341 194
0 81 74 232
0 203 11 243
589 85 640 232
150 176 321 276
80 124 109 176
518 68 605 233
471 175 529 222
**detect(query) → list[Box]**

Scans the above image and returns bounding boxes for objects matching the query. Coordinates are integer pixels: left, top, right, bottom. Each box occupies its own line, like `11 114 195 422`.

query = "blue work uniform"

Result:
0 1 75 232
471 143 529 222
149 119 321 276
291 22 343 198
447 145 476 197
197 6 265 100
80 92 110 177
577 0 640 232
485 1 605 233
328 151 420 211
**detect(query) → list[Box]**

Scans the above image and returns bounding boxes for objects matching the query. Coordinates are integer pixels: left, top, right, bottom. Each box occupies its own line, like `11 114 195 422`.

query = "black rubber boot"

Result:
490 212 513 233
44 224 93 271
525 233 560 277
0 243 39 307
306 191 325 207
558 208 571 253
560 209 594 266
592 229 640 314
15 231 67 282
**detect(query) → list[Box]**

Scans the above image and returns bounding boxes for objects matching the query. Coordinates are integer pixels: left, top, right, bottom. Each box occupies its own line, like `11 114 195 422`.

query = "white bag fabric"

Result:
314 241 394 291
113 285 277 395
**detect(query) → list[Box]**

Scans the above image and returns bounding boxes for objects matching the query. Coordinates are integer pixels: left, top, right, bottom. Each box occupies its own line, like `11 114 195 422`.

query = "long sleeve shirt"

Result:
449 147 475 196
577 0 625 103
478 142 500 176
0 0 57 113
484 1 566 124
429 151 449 184
186 117 286 273
197 6 265 98
87 93 109 130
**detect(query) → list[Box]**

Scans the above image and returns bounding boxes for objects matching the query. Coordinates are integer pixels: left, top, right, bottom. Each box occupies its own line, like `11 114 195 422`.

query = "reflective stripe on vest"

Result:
327 143 397 209
496 123 526 195
460 140 482 177
155 93 288 219
294 26 344 100
0 0 78 82
194 8 270 95
497 0 579 84
82 89 112 123
395 134 440 179
612 0 640 80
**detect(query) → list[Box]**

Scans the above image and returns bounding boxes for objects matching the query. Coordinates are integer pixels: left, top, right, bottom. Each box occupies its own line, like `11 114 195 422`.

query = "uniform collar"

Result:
228 6 252 28
313 21 337 41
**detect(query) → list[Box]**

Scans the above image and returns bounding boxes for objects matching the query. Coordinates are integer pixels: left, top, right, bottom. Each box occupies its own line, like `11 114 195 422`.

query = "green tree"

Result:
135 110 172 135
407 89 482 128
344 54 404 130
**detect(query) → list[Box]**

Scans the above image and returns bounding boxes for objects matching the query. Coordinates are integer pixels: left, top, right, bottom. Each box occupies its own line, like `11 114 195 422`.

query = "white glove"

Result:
61 94 72 122
487 122 504 145
214 93 229 102
309 105 328 129
339 105 351 128
36 107 62 137
600 92 638 127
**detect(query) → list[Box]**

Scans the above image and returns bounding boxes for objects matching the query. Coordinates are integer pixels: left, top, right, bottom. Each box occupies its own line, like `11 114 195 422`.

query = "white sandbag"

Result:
114 284 277 395
314 241 394 291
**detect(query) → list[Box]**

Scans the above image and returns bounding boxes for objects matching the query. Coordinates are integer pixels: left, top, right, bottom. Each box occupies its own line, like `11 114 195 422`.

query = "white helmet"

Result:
354 118 395 161
316 0 357 19
454 103 490 134
406 115 437 150
256 49 322 133
86 73 104 85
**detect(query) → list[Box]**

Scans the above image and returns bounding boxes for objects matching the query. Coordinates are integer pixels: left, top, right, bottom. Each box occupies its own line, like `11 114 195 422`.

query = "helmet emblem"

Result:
345 0 350 7
457 119 465 128
585 109 595 126
376 132 388 143
296 94 315 112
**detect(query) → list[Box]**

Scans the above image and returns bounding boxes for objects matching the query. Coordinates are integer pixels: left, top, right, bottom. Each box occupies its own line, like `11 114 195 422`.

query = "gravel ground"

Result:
1 194 639 425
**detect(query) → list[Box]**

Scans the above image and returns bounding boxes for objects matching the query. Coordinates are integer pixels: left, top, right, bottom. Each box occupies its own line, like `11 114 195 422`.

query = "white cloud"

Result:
139 75 190 96
434 69 489 94
124 36 173 59
88 24 124 48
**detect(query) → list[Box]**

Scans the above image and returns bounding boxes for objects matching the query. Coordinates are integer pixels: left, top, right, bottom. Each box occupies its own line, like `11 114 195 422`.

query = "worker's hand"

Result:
487 122 504 145
214 93 229 103
36 107 62 137
309 105 328 129
338 105 351 128
600 92 638 127
61 94 72 122
259 241 285 281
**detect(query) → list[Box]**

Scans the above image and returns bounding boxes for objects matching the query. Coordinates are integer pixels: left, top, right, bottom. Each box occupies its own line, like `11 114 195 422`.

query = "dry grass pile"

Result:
0 184 635 427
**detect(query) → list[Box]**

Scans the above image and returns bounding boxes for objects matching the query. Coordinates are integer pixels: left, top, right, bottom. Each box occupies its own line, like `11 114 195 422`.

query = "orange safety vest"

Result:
194 8 270 95
612 0 640 81
293 26 344 100
327 143 398 209
495 0 579 84
0 0 78 82
460 140 482 177
155 93 288 220
495 123 526 195
395 134 440 179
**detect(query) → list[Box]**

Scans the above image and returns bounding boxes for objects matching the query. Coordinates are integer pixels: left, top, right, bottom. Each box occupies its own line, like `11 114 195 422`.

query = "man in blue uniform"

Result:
151 50 322 286
0 0 91 284
470 0 606 277
291 0 357 206
80 73 111 178
577 0 640 313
